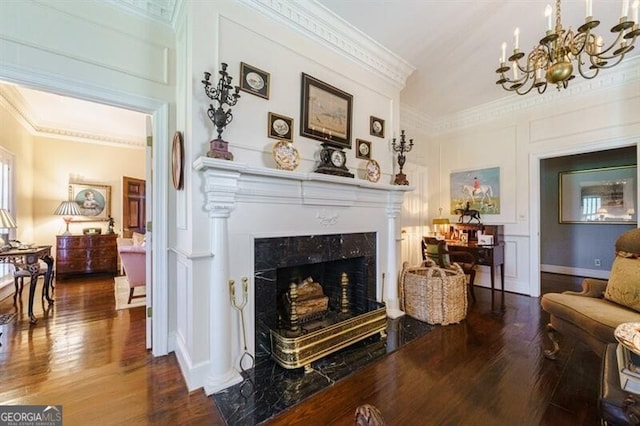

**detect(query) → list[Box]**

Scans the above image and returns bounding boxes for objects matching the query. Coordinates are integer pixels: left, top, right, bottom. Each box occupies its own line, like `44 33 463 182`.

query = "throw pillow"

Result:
425 242 451 268
132 232 146 247
604 255 640 312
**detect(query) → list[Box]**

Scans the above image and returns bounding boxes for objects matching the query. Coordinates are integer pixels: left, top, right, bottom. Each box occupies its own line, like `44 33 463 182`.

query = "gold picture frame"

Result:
68 182 111 222
559 165 637 224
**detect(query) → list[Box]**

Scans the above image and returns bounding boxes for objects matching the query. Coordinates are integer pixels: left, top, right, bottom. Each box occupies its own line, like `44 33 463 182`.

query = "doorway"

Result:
531 142 640 298
0 78 169 355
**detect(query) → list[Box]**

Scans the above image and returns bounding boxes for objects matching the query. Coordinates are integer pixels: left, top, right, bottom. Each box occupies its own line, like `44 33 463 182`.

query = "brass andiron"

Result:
230 277 255 373
392 130 414 185
202 63 241 160
340 272 350 314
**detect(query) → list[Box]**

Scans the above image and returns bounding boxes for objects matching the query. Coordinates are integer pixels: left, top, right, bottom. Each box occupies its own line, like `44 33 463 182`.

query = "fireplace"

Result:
254 233 387 370
194 157 410 394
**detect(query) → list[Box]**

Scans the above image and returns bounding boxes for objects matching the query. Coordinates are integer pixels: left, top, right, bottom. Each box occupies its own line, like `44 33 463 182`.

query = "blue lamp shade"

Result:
54 201 81 236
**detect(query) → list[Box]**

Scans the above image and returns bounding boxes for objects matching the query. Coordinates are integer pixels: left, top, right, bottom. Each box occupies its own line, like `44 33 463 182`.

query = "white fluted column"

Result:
385 192 405 319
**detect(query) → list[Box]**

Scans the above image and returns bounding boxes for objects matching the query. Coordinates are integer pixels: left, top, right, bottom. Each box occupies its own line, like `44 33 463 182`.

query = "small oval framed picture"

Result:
268 112 293 142
370 116 385 138
240 62 270 99
356 139 372 160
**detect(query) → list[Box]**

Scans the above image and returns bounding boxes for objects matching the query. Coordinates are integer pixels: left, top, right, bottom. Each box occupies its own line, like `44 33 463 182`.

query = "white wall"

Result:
403 59 640 297
174 1 408 391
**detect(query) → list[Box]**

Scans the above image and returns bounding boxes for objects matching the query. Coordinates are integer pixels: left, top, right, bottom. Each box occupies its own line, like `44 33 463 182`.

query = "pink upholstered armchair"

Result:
117 239 146 303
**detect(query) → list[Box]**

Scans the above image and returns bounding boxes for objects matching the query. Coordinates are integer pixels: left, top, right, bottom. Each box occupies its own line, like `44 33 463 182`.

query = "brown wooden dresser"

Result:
56 234 118 280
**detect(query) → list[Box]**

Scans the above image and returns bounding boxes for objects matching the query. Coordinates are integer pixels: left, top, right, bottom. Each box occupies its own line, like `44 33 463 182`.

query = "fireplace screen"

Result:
254 232 385 370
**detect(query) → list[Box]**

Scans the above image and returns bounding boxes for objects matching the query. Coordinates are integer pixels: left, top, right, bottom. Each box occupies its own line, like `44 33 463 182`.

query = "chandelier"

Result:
496 0 639 95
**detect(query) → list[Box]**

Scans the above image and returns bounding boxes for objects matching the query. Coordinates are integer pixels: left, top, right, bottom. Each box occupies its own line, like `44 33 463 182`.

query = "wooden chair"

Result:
422 237 477 302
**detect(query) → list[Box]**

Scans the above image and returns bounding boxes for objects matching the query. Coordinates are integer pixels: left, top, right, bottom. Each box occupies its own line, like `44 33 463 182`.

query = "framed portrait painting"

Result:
68 182 111 221
300 73 353 148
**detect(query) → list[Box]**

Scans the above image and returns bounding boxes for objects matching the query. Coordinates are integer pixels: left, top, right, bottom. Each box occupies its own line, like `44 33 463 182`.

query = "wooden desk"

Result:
446 240 505 311
0 245 54 323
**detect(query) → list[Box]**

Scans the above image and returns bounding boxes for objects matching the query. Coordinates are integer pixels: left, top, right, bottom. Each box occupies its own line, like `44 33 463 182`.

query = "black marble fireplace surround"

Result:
254 232 377 359
211 232 434 424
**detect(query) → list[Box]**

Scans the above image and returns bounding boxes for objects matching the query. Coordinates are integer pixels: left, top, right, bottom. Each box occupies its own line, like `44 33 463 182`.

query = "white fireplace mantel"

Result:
193 156 412 394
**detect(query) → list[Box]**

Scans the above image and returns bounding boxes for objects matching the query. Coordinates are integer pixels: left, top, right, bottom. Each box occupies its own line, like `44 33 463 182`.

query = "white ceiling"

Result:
316 0 639 118
0 83 148 147
2 0 637 140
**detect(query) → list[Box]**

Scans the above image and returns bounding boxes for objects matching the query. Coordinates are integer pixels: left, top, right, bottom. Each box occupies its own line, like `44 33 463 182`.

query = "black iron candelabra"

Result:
391 129 413 185
202 62 241 160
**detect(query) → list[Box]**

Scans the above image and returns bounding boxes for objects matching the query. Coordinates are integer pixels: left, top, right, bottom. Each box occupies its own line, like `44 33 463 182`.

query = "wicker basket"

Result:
400 262 468 325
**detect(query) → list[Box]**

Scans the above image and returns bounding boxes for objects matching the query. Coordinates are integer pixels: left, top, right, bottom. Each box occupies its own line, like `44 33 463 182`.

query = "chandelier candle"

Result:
496 0 639 95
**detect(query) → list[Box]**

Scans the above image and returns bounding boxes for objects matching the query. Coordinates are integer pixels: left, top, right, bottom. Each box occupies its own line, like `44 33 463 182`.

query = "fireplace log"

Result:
296 297 329 319
297 278 325 301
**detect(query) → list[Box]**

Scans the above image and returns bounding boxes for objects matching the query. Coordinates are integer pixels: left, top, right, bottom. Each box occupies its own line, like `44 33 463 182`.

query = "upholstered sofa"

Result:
540 228 640 359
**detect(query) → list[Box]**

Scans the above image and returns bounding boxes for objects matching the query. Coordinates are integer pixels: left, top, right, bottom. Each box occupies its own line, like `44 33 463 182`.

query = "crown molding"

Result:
429 55 640 135
399 103 434 132
237 0 415 90
0 84 145 149
104 0 179 28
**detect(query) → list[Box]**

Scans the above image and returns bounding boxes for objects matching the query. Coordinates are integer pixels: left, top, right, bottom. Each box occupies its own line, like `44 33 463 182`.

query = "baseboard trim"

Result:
540 264 610 280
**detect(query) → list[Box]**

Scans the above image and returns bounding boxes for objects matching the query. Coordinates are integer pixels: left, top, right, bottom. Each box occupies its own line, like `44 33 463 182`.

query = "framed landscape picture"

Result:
68 182 111 221
300 73 352 148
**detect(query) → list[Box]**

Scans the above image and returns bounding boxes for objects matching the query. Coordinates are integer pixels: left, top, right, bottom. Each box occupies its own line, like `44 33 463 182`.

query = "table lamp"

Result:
432 208 450 238
54 201 81 236
0 208 17 249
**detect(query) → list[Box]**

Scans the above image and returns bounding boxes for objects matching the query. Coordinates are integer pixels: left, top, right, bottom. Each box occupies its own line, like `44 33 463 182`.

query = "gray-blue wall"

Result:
540 146 637 273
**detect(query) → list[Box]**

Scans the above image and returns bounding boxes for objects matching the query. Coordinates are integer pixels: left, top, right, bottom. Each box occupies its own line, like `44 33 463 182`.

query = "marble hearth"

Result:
194 157 411 394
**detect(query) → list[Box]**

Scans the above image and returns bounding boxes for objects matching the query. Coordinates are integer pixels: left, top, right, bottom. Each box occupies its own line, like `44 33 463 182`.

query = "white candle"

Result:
501 42 507 63
633 0 639 22
512 62 519 80
514 27 520 50
586 0 593 17
545 4 553 31
536 67 543 80
622 0 630 18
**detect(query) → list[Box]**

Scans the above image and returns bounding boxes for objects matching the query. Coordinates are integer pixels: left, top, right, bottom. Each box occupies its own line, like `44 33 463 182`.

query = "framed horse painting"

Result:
450 167 501 215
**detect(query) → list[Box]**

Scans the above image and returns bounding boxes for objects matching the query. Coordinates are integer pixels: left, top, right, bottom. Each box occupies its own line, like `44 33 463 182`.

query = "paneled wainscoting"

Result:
0 274 599 425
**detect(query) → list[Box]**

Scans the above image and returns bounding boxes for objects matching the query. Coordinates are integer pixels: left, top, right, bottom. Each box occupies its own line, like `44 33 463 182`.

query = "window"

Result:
0 146 15 279
581 195 602 222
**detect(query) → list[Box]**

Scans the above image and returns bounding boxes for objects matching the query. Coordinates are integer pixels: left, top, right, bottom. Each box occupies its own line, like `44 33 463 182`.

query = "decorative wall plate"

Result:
171 131 184 190
272 140 299 171
365 159 381 182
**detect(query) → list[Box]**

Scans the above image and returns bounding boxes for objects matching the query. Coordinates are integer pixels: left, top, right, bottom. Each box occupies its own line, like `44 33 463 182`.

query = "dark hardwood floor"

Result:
0 273 600 425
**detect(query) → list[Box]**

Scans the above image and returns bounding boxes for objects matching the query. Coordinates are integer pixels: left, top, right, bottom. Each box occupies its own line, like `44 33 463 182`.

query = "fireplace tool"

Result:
230 277 255 373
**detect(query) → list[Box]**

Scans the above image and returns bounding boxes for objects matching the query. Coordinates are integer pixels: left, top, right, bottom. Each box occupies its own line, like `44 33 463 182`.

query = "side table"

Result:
601 343 639 425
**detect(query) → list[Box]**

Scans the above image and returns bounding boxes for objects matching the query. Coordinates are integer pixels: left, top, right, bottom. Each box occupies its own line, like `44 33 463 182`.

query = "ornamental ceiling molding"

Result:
237 0 415 90
105 0 179 28
431 56 640 135
0 85 145 149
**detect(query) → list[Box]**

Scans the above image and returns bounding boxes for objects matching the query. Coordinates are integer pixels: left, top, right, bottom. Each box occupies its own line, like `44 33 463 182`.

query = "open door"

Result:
122 176 146 238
